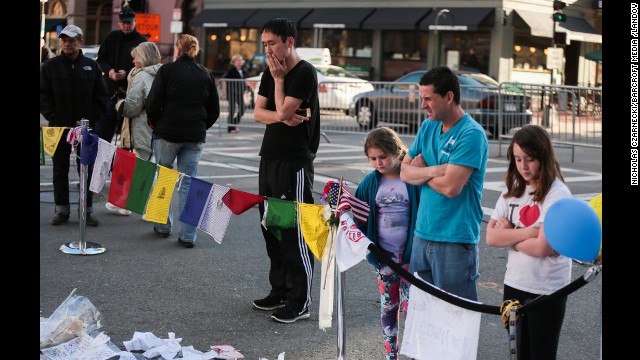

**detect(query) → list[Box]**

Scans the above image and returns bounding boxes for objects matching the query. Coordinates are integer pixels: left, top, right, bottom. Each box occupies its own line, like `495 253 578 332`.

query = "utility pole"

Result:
40 0 48 64
432 9 450 67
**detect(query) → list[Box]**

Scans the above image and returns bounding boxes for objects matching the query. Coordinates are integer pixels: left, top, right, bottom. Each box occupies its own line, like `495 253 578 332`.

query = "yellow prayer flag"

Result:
144 166 180 223
42 127 66 157
298 202 329 260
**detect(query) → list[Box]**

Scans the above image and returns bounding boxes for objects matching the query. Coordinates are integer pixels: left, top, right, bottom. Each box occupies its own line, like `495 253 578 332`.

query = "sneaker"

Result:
85 213 99 226
253 295 286 311
271 306 310 323
153 227 171 238
105 202 132 216
178 238 195 248
51 213 70 225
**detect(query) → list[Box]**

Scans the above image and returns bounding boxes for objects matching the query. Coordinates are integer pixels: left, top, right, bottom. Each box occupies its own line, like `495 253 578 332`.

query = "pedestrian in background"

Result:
221 54 246 133
95 3 147 143
40 24 107 226
41 38 54 65
252 18 320 324
145 34 220 248
400 66 488 301
115 41 162 161
354 127 420 360
486 125 572 360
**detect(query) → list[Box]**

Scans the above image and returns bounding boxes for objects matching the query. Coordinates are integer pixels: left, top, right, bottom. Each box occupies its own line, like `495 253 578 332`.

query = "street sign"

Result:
135 13 160 42
546 47 564 69
173 8 182 21
170 21 183 34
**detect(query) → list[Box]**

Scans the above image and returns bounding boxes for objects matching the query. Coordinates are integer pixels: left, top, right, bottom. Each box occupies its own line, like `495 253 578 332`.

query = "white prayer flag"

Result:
199 184 232 244
89 139 116 193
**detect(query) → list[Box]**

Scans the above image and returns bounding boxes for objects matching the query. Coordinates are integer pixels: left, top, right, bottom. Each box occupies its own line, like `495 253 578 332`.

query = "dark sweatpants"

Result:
52 129 94 213
503 284 567 360
258 157 315 313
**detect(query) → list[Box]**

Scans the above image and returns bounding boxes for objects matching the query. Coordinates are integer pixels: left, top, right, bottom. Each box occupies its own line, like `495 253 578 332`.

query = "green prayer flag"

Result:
125 159 157 214
40 128 45 165
264 197 297 240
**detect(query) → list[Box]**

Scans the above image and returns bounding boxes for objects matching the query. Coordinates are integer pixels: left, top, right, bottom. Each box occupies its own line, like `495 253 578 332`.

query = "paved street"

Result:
40 124 603 359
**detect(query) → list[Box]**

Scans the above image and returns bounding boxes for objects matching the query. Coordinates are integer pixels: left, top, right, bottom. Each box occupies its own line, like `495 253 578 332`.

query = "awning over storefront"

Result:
585 50 602 62
513 9 552 38
190 9 258 28
299 8 376 29
362 8 431 30
558 17 602 44
244 9 313 28
418 8 494 31
513 10 602 44
45 18 66 32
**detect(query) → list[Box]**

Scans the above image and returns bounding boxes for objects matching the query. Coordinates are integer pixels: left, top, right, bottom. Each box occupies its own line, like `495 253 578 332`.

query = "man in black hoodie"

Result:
95 4 147 143
40 25 108 226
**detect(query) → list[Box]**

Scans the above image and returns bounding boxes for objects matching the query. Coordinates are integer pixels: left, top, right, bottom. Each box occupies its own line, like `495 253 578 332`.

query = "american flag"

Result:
327 181 369 224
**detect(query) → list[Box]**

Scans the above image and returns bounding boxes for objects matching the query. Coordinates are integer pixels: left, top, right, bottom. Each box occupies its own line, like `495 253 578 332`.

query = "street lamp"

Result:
433 8 450 67
40 0 48 64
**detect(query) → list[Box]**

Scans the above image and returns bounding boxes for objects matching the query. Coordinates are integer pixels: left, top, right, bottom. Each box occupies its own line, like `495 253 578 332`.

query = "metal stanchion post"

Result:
60 119 106 255
336 269 346 360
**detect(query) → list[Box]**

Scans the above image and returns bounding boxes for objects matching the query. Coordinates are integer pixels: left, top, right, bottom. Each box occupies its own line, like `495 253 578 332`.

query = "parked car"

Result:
245 64 374 112
348 70 532 137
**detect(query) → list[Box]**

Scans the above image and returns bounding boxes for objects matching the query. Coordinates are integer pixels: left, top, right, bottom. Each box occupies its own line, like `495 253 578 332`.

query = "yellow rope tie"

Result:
500 299 521 329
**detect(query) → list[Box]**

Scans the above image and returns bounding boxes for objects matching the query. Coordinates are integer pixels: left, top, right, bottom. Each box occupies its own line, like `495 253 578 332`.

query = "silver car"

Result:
246 64 374 112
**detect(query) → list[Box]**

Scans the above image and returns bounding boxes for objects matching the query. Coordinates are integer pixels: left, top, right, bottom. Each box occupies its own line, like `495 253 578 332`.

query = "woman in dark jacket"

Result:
145 34 220 247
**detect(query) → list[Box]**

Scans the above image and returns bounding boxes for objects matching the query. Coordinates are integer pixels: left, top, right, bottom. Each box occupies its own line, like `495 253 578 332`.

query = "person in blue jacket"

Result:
354 127 420 360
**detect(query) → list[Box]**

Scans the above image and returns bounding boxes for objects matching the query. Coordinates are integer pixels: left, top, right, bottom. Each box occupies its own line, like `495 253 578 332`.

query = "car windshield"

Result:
397 71 500 88
457 72 500 87
315 66 361 79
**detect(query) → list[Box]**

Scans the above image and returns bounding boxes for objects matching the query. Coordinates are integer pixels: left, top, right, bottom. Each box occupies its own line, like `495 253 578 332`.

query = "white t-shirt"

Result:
491 179 573 295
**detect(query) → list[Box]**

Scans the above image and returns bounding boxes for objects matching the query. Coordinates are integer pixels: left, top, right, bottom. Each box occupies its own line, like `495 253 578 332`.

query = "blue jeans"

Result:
409 236 479 301
152 138 203 242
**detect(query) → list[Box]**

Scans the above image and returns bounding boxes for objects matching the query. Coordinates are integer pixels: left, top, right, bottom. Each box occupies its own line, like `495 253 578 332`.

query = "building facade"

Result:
41 0 602 86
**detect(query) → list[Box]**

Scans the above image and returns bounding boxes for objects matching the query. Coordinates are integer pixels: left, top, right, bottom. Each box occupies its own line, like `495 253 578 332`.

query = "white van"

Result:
296 47 331 65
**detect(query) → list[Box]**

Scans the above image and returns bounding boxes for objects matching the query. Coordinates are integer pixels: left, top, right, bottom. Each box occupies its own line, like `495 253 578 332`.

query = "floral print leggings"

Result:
376 251 410 360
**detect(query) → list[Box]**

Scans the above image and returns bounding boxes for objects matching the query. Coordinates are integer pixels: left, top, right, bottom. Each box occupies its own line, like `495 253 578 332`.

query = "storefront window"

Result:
438 31 490 74
382 31 428 81
512 35 552 71
297 28 374 79
204 28 259 77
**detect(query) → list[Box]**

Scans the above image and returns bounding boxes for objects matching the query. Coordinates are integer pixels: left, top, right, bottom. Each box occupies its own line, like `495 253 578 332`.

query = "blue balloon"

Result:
544 198 602 262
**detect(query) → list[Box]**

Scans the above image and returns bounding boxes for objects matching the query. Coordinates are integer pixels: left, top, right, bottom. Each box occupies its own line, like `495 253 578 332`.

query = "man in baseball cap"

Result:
118 5 136 23
41 24 107 227
59 25 83 40
94 3 147 146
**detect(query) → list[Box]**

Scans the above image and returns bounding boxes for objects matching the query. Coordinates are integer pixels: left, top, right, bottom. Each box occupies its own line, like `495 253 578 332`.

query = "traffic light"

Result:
552 1 567 22
553 31 567 46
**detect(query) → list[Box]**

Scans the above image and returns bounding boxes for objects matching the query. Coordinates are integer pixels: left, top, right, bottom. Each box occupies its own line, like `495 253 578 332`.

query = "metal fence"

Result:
218 78 602 147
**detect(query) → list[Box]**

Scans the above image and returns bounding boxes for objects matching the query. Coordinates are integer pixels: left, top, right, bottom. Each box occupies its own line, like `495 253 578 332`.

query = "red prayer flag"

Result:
221 189 265 215
108 148 137 209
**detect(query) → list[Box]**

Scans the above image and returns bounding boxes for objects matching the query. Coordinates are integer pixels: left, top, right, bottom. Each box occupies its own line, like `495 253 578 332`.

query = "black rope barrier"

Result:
366 243 601 316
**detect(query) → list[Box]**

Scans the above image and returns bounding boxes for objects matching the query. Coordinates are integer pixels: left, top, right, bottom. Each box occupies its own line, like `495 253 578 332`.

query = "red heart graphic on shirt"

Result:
519 204 540 227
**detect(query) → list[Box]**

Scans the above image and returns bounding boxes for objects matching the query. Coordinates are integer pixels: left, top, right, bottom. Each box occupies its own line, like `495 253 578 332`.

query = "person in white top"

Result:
486 125 572 360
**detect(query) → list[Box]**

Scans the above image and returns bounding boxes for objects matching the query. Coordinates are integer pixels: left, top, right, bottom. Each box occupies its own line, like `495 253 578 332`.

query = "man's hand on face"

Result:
266 52 286 80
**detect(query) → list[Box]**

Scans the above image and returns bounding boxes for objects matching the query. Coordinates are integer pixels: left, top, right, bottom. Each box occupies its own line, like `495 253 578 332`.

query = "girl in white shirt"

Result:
486 125 572 360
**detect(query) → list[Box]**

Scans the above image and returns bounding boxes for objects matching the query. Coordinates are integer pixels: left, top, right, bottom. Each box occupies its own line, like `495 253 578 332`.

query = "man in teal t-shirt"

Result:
400 66 488 301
